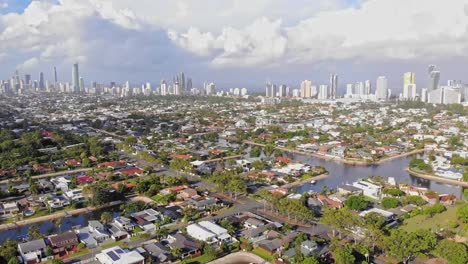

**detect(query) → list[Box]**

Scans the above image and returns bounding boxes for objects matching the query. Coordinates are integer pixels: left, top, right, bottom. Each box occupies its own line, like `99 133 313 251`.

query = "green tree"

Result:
8 258 20 264
456 203 468 223
28 225 43 240
0 240 18 264
344 195 370 211
321 208 358 238
333 244 355 264
434 239 468 264
302 256 320 264
381 197 400 209
384 229 436 264
100 211 113 224
51 259 65 264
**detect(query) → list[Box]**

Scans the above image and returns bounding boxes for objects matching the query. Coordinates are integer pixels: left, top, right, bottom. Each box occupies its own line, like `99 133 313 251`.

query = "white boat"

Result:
310 180 317 184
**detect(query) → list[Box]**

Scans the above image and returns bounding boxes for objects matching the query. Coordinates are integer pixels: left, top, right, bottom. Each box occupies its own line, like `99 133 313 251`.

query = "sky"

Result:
1 0 468 93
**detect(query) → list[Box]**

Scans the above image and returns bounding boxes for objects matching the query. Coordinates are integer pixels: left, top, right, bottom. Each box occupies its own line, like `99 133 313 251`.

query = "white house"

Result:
186 221 232 246
351 181 382 200
96 246 144 264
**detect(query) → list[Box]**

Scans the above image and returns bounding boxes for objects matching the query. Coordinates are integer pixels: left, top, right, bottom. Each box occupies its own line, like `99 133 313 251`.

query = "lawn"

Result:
182 254 215 264
252 247 274 261
401 203 465 233
68 249 90 258
101 240 125 249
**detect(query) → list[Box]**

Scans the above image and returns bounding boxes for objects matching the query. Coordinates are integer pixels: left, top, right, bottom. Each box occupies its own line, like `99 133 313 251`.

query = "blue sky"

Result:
0 0 467 92
0 0 31 14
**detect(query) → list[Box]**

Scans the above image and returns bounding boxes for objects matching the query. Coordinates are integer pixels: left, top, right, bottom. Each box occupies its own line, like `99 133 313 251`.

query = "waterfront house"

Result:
96 246 144 264
64 189 85 202
0 202 19 215
351 181 382 200
47 231 79 257
109 223 129 241
76 220 110 248
18 239 48 264
113 216 135 231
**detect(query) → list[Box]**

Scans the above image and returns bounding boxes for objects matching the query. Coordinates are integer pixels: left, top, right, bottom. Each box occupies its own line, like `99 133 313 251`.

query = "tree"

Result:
344 195 370 211
333 244 355 264
100 211 113 224
28 225 43 240
384 229 436 264
321 208 358 238
456 203 468 223
7 258 20 264
302 256 320 264
203 244 218 260
171 247 182 258
381 197 400 209
434 239 468 264
0 240 18 264
51 259 65 264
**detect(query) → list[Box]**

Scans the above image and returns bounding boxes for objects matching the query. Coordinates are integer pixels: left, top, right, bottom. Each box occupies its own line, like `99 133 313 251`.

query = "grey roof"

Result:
88 220 105 230
18 239 47 253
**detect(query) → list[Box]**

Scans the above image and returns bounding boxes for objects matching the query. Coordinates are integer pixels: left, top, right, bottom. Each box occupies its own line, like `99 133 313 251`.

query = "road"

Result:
0 168 91 185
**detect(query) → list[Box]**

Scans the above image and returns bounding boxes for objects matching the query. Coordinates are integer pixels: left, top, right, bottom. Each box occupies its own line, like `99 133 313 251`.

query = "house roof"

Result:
18 239 47 253
48 231 78 246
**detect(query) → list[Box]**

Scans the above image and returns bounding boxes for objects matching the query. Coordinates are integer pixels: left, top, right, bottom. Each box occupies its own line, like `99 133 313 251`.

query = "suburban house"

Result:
47 231 79 257
76 221 110 248
95 246 144 264
0 202 19 215
186 221 232 246
18 239 48 264
351 181 382 200
143 242 171 263
167 233 201 259
64 189 85 202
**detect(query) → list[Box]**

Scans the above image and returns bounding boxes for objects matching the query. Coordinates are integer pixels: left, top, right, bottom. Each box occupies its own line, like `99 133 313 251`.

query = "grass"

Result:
401 203 465 233
252 247 274 261
68 248 90 258
182 254 215 264
101 240 125 249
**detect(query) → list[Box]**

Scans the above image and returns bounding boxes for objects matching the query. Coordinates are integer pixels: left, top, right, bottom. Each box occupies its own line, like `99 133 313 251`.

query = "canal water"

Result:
283 152 464 198
243 146 464 199
0 206 121 244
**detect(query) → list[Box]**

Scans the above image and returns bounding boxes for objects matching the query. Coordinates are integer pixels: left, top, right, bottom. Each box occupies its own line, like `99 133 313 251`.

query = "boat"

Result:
310 180 317 184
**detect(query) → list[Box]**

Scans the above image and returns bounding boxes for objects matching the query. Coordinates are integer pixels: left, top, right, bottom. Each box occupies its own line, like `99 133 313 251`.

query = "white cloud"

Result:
169 0 468 67
0 0 468 84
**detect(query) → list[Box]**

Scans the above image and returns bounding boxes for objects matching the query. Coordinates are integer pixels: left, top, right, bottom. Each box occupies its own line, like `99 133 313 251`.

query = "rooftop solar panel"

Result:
107 251 120 261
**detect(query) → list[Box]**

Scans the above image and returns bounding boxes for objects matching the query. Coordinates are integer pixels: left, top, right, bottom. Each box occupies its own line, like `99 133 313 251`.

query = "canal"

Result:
0 206 121 244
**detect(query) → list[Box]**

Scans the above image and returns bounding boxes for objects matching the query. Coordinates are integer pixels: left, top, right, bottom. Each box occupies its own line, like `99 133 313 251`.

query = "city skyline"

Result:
0 0 468 90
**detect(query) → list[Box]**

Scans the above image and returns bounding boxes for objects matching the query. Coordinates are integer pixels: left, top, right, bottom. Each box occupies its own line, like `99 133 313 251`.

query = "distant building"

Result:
72 63 80 93
300 80 312 98
376 76 388 100
329 74 338 99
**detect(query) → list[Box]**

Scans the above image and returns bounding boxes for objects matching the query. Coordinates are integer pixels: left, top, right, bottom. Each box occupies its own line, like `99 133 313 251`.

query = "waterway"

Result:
0 206 121 244
243 146 464 199
283 152 464 198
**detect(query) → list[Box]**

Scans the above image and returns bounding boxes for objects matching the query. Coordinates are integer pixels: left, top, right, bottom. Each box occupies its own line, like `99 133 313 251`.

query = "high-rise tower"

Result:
72 63 80 93
329 74 338 99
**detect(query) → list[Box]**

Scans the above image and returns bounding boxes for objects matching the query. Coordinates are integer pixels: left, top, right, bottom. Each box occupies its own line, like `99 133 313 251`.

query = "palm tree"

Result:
100 211 113 225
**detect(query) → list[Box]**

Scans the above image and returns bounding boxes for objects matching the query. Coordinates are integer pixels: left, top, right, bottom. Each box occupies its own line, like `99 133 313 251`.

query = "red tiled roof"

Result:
170 154 193 160
119 168 143 175
276 157 291 164
98 160 126 167
77 175 94 185
111 181 136 189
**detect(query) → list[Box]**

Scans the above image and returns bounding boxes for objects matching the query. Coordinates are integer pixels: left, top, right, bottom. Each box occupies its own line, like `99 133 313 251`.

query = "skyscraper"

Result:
403 72 415 86
364 80 371 95
376 76 388 100
427 65 440 91
186 78 192 91
318 85 328 100
39 72 44 90
329 74 338 99
300 80 312 98
278 84 288 97
160 80 168 96
72 63 80 93
54 67 58 83
79 77 85 92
